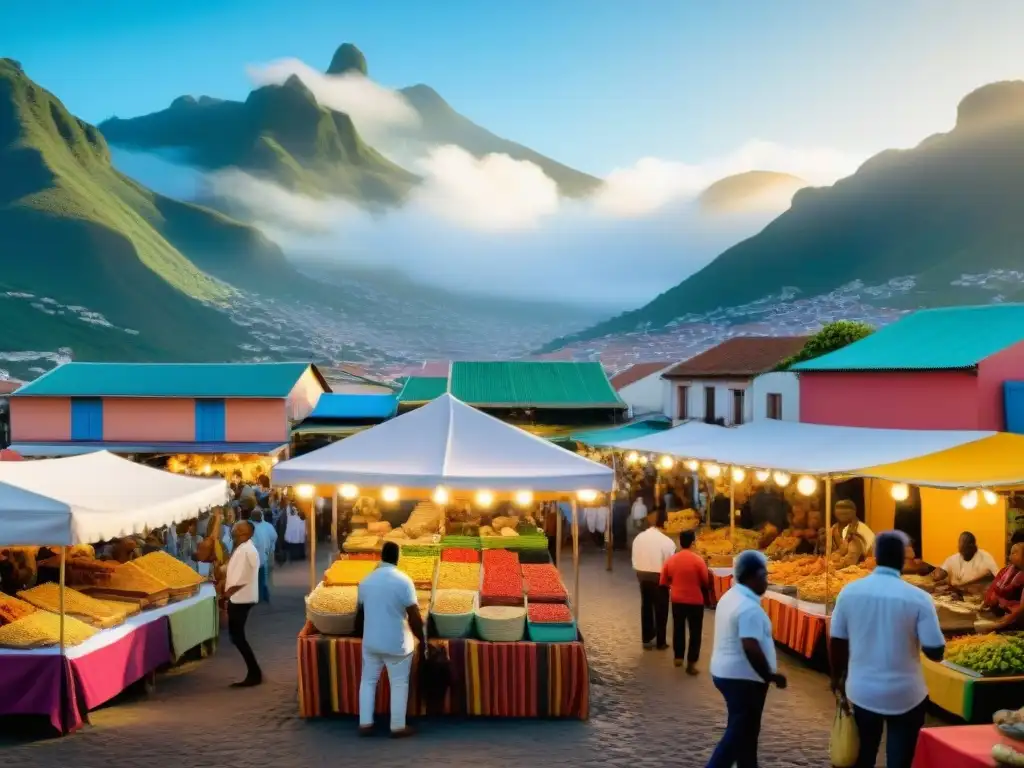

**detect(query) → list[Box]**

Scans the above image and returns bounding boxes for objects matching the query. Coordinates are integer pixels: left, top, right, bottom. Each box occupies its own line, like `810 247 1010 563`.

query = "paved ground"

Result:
0 546 930 766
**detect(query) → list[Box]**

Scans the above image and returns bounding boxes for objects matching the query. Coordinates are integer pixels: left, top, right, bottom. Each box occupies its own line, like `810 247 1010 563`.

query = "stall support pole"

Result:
607 456 617 573
331 493 339 555
556 503 563 569
308 498 317 593
824 476 833 617
58 545 67 734
571 500 581 621
729 468 736 545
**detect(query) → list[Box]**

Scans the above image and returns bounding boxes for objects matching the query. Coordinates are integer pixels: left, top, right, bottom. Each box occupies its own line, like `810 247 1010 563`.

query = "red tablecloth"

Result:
912 725 1020 768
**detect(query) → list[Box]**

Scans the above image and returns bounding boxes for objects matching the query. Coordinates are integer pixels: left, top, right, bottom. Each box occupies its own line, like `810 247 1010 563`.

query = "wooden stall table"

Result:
921 656 1024 723
710 568 733 604
297 623 589 720
759 591 829 659
912 725 1020 768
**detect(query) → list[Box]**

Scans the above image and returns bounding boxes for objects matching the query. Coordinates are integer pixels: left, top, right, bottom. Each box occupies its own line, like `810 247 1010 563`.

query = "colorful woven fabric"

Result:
296 623 589 720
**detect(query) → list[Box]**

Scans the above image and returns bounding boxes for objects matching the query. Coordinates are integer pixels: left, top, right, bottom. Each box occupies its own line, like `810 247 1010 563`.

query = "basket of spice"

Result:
430 589 477 638
475 605 526 642
526 599 577 642
305 583 359 636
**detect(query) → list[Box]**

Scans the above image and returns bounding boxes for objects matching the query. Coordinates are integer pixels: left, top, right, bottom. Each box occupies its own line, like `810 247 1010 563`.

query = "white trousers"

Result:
359 647 413 731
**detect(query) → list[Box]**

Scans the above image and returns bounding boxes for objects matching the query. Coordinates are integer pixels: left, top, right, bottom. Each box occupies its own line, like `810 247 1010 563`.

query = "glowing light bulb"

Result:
704 463 722 479
755 470 770 483
796 475 817 496
890 483 910 502
983 489 999 506
731 467 746 483
381 486 400 503
960 490 978 510
202 464 212 475
658 455 675 470
625 451 639 465
684 459 700 472
577 489 599 503
514 490 534 507
772 471 791 488
432 486 450 505
475 490 494 508
339 483 359 500
296 484 314 499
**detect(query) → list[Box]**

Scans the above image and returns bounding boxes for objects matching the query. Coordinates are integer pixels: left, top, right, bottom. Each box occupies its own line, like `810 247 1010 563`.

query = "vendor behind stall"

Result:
902 541 934 576
830 500 874 567
932 531 999 593
980 542 1024 632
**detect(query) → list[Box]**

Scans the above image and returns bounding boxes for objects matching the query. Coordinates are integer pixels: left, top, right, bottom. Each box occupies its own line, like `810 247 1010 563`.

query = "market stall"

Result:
0 451 226 733
274 393 613 722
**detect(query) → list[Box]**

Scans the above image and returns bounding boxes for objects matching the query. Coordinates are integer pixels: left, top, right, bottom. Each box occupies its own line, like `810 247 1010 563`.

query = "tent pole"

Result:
308 497 317 593
571 499 580 622
331 492 339 556
58 545 67 734
729 468 736 546
824 476 833 617
607 456 617 573
556 502 563 569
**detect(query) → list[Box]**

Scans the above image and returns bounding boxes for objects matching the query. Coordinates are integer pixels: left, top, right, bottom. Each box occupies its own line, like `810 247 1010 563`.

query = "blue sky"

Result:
5 0 1024 174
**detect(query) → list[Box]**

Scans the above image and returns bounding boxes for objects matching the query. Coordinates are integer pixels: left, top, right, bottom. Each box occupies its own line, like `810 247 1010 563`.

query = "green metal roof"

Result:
449 361 625 408
568 419 671 447
793 304 1024 372
397 376 448 404
14 362 325 398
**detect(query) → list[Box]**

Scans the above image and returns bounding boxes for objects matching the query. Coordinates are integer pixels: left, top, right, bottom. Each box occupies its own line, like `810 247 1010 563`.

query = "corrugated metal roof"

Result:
308 393 397 420
10 441 287 457
569 419 671 446
13 362 325 398
449 361 624 408
793 305 1024 372
663 336 809 378
397 376 449 404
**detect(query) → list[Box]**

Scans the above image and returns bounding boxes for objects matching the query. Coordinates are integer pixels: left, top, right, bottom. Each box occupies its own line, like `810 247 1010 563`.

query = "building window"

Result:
195 399 226 442
732 389 745 425
677 385 689 420
70 398 103 441
766 393 783 420
704 386 716 424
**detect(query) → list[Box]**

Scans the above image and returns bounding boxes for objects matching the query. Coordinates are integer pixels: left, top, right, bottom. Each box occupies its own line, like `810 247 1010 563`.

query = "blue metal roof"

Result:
308 393 397 420
567 420 671 447
10 441 288 457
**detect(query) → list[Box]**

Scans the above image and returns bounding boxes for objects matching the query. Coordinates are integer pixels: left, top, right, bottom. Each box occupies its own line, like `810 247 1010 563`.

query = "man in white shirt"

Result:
631 510 676 649
707 550 787 768
222 520 262 687
830 531 945 768
933 531 999 591
628 496 648 544
357 541 426 738
284 505 307 561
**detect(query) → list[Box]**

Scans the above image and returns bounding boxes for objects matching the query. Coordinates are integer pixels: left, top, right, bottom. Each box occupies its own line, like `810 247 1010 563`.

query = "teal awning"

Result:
568 420 671 447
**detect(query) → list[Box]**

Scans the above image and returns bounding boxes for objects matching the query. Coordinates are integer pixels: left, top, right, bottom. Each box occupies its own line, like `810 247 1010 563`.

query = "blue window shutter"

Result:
195 399 226 442
71 398 103 441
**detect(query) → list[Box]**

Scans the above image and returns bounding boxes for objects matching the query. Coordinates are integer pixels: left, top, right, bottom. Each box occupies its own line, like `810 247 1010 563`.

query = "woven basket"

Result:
475 605 525 642
304 595 358 636
430 589 477 638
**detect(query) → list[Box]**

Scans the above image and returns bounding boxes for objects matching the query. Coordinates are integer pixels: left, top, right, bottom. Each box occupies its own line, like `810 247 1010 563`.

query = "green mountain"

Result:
0 58 266 361
543 80 1024 349
100 74 417 201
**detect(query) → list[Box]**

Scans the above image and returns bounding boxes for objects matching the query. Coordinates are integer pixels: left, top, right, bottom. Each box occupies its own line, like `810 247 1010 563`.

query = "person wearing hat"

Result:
830 500 875 568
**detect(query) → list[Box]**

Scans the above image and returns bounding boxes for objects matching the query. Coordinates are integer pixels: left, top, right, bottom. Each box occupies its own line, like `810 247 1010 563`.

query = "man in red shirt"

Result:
660 529 711 674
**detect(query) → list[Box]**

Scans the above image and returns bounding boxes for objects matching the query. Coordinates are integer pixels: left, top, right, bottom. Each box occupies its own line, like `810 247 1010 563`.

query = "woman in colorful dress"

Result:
980 542 1024 632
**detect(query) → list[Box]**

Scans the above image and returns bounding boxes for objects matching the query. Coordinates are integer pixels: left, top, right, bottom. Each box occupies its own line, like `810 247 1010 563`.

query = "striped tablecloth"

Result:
297 622 589 720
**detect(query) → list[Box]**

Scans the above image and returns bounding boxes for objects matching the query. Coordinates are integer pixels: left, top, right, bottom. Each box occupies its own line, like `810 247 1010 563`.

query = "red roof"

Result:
0 379 23 395
609 362 673 390
662 336 809 379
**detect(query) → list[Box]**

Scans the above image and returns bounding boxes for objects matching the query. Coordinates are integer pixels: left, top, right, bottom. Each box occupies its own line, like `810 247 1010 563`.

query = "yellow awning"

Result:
857 432 1024 489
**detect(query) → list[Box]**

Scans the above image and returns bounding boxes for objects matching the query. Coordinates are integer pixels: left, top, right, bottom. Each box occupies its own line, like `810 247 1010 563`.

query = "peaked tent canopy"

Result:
272 393 614 492
0 451 228 546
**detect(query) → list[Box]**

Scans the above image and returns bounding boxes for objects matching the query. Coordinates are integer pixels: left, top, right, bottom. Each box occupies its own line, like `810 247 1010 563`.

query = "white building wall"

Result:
751 371 800 421
617 371 669 416
667 378 755 426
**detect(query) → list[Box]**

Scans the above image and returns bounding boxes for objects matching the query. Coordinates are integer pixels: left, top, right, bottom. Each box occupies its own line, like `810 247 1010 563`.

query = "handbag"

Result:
829 695 859 768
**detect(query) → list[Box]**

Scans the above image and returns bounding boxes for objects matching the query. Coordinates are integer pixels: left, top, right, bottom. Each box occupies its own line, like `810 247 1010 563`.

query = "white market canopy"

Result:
0 451 228 546
272 393 615 493
612 419 1024 486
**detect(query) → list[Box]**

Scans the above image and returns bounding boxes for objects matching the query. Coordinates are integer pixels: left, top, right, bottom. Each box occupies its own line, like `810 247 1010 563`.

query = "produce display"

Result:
397 554 437 586
945 632 1024 676
901 574 936 593
340 553 380 562
0 610 98 648
795 566 871 603
993 744 1024 767
384 502 442 545
437 562 481 590
765 535 800 558
433 591 475 615
134 551 204 591
522 564 568 602
767 556 826 586
694 527 759 560
441 548 480 563
343 533 381 551
324 559 378 586
995 706 1024 725
18 583 122 627
0 594 36 625
398 544 442 558
481 550 524 606
663 509 700 535
85 561 171 601
480 532 548 551
44 556 117 588
477 605 525 619
95 598 140 619
528 602 573 623
307 584 358 615
933 593 984 615
440 535 481 550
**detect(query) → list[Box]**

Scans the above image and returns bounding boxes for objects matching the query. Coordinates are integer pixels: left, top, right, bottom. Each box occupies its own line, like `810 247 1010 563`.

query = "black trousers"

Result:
853 698 928 768
227 601 262 681
671 602 704 663
638 576 669 646
707 677 769 768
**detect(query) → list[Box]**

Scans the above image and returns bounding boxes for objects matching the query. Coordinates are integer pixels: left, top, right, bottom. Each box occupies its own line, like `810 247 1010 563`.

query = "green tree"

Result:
777 320 874 369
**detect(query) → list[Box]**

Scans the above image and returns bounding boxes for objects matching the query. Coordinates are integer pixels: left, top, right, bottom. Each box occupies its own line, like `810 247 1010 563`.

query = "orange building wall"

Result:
226 399 288 443
9 397 71 441
103 398 196 442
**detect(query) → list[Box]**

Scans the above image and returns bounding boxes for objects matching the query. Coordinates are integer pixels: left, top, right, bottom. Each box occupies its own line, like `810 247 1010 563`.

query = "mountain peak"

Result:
327 43 367 76
956 80 1024 132
171 95 198 109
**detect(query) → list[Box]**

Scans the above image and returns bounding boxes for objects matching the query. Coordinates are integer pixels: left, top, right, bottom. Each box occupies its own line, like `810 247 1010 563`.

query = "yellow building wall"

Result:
920 487 1006 567
864 479 896 534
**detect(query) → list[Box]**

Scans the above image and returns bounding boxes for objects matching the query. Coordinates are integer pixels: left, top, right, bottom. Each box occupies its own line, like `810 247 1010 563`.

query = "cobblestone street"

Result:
0 549 875 767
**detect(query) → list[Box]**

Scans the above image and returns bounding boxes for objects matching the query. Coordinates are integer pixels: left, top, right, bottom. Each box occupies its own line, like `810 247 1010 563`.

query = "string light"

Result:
704 463 722 479
772 471 791 488
684 459 700 472
432 486 450 505
983 489 999 506
960 490 978 510
296 484 314 499
658 455 675 470
577 489 599 503
890 483 910 502
339 484 359 500
755 470 771 483
514 490 534 507
796 475 817 496
202 464 212 475
638 455 649 466
381 486 400 503
625 451 640 465
475 490 495 508
731 467 746 483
